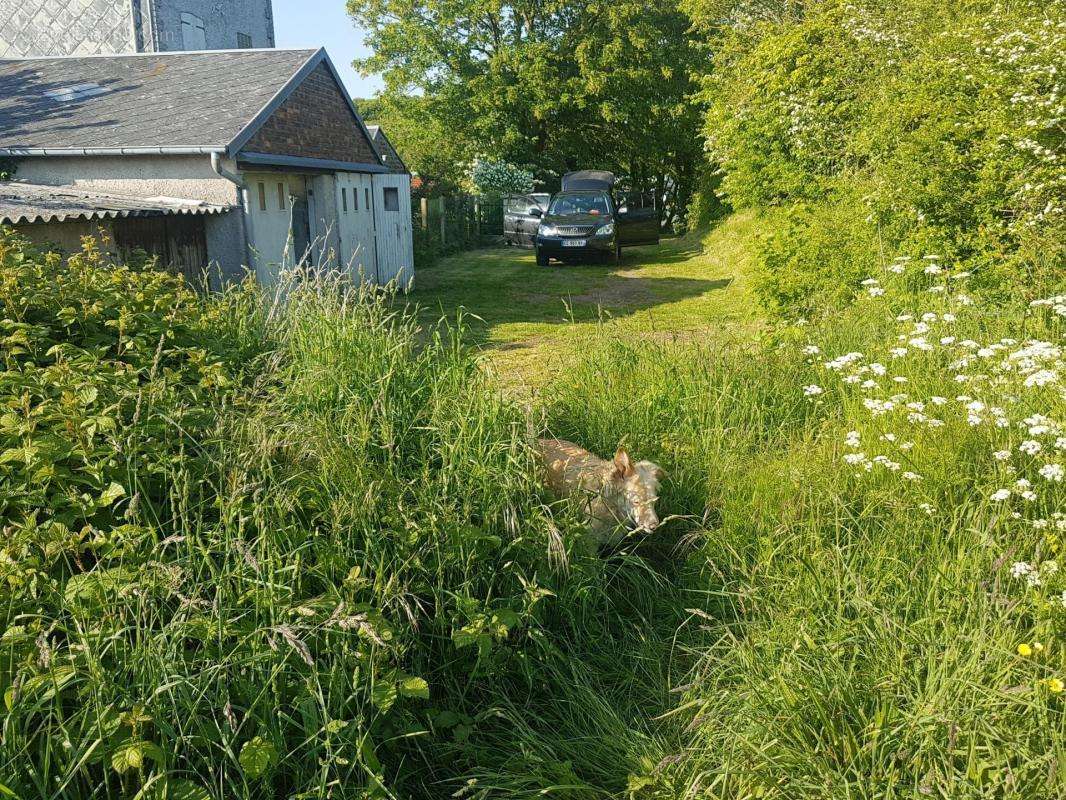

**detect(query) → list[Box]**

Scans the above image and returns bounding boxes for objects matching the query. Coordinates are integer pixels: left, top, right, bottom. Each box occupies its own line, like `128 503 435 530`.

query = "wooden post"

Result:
474 196 481 239
436 196 446 245
420 197 428 230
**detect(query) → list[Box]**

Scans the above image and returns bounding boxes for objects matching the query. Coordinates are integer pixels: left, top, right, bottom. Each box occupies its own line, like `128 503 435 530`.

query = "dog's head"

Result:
609 448 665 533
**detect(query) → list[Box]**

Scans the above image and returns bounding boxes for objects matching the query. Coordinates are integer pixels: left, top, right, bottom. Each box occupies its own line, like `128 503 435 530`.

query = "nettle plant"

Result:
800 258 1066 696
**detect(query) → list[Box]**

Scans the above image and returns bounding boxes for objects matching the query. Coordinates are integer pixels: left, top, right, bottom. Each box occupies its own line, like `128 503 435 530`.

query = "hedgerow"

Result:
691 0 1065 314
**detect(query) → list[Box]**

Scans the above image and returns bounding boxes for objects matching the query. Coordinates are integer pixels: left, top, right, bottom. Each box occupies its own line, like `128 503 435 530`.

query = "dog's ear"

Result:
654 465 666 481
613 448 634 478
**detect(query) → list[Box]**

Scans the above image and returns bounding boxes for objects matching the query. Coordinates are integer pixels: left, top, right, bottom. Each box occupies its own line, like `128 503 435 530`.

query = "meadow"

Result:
2 0 1063 795
1 221 1062 798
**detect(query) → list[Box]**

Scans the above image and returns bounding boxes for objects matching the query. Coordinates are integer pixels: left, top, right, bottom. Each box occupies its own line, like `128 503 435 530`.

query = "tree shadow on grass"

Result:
410 245 732 351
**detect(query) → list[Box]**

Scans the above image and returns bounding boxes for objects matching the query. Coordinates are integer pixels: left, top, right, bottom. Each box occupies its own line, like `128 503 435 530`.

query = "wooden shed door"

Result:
113 215 208 282
335 172 378 283
371 173 414 289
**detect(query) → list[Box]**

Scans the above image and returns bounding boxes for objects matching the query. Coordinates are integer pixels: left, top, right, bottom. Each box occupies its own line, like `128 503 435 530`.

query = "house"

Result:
366 125 409 175
0 47 415 288
0 0 276 58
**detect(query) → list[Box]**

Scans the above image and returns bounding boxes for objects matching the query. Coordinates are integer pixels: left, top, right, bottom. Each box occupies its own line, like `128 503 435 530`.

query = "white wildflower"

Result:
1038 463 1064 482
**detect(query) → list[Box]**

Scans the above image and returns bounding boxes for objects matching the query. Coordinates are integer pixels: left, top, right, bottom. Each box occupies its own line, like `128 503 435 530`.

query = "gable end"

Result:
239 62 379 166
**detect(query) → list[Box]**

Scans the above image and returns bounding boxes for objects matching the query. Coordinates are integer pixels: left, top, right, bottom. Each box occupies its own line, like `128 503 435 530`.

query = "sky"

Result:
272 0 383 99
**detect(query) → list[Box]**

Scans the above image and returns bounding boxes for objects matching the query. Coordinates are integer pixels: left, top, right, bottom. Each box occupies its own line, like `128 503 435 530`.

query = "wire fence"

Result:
412 194 505 267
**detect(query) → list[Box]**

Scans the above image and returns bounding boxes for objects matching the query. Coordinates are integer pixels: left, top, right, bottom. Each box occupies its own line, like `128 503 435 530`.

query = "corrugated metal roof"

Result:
0 182 232 224
0 49 318 152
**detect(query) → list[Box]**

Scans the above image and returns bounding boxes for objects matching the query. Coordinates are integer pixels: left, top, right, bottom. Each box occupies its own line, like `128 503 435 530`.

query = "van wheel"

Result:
536 248 550 267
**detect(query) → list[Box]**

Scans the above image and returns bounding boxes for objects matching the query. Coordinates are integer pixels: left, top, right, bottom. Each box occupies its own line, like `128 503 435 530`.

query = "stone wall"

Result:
0 0 274 57
150 0 274 51
0 0 134 57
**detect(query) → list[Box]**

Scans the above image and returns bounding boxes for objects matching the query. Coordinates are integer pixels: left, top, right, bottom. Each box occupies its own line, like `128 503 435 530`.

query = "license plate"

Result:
562 239 587 247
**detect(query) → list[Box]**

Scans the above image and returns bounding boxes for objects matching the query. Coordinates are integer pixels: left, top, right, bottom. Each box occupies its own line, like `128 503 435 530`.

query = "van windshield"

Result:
548 192 611 217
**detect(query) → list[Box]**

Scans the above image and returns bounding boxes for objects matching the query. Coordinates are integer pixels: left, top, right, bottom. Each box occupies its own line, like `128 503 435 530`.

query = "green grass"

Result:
409 211 769 386
2 224 1063 799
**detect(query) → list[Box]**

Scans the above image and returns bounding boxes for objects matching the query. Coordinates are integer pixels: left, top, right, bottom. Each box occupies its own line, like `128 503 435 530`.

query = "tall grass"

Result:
2 233 1062 798
0 235 629 798
544 271 1065 798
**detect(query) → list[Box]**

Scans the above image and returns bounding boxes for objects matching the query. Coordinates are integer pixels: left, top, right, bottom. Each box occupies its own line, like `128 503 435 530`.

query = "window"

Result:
257 182 266 211
277 183 286 210
364 187 370 209
548 192 610 217
180 13 206 50
353 186 359 211
383 187 399 211
236 32 252 48
341 187 348 213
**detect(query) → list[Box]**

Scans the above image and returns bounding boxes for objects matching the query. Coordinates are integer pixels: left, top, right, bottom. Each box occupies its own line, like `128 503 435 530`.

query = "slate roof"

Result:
365 124 409 174
0 182 231 224
0 48 319 153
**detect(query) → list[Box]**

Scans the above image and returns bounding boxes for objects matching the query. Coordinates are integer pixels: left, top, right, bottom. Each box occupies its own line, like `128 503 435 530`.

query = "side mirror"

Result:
529 207 543 217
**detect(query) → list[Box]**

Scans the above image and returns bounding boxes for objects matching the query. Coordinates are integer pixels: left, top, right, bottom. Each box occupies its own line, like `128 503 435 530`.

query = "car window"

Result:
548 193 610 216
506 196 533 213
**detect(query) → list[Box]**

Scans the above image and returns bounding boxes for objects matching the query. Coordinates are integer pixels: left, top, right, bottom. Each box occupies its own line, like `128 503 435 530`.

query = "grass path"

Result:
409 211 768 387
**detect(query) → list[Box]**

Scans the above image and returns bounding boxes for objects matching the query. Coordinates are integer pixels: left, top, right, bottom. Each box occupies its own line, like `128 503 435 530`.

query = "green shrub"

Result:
692 0 1065 314
0 232 612 798
753 194 880 317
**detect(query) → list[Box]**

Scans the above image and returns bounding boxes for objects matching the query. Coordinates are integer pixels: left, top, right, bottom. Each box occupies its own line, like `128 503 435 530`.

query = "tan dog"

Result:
537 438 665 546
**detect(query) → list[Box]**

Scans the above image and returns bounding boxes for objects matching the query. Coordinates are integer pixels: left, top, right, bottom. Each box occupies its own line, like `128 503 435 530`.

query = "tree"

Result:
347 0 707 221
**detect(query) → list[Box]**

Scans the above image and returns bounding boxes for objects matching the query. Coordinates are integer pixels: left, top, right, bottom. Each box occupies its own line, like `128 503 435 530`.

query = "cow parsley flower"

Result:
991 488 1012 501
1019 440 1042 455
803 385 824 397
1038 463 1064 482
1024 369 1058 387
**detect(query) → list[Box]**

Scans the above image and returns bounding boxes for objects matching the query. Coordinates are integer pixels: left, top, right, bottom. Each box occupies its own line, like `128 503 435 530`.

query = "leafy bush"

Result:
753 193 880 318
0 232 610 798
467 158 535 195
692 0 1065 313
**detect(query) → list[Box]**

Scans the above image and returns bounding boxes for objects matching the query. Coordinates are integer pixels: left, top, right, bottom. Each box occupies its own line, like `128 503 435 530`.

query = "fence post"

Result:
420 197 428 230
436 196 446 246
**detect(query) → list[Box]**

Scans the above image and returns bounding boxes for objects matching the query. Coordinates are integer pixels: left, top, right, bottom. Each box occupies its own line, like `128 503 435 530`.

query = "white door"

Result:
334 172 378 284
371 173 414 289
243 172 308 286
